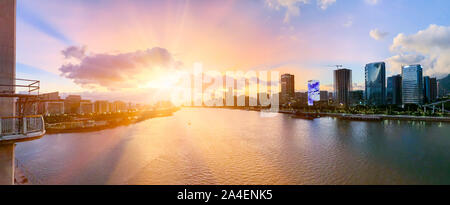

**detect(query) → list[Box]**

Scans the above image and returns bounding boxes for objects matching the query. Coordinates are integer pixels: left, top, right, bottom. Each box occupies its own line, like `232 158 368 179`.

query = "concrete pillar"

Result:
0 0 17 185
0 143 15 185
0 0 16 117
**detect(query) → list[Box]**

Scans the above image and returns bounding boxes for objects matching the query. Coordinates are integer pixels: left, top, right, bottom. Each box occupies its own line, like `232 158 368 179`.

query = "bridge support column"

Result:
0 143 15 185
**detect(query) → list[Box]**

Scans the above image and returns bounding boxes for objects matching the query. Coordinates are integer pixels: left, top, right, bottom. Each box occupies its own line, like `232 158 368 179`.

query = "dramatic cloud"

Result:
387 24 450 76
266 0 336 23
62 46 87 60
59 47 183 89
386 54 426 74
369 29 389 40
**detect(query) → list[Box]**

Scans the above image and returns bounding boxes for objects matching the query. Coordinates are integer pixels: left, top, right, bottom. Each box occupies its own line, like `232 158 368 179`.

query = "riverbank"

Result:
45 108 180 134
280 110 450 122
184 106 450 122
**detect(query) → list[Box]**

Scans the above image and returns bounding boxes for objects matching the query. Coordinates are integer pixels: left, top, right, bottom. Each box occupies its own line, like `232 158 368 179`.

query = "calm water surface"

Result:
15 108 450 184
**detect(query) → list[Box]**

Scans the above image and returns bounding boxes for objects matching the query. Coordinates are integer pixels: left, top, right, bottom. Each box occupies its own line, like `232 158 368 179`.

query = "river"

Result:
15 108 450 184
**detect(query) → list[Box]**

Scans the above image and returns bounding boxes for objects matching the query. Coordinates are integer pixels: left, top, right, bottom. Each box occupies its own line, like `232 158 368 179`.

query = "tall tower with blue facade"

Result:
387 74 402 106
402 65 423 105
365 62 386 106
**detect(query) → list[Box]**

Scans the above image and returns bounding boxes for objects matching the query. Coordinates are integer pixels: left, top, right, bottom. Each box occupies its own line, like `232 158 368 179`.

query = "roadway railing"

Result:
0 115 45 137
0 78 40 95
422 99 450 113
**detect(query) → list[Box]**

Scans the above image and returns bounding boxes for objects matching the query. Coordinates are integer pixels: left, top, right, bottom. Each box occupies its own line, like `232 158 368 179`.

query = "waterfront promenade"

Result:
185 106 450 122
279 110 450 122
45 107 180 134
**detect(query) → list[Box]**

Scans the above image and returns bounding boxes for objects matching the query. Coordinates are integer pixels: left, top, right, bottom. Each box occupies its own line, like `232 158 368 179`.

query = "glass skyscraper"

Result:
402 65 423 105
423 76 438 103
424 76 431 103
430 77 437 102
387 75 402 106
365 62 386 106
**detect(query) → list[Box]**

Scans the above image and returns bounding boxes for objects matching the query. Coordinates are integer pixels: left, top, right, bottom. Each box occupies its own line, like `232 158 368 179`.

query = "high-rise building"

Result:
365 62 386 106
387 75 402 106
0 0 16 117
424 76 431 103
281 74 295 103
424 76 438 103
402 65 423 105
437 79 447 98
430 77 437 102
334 68 352 106
320 91 329 102
437 81 440 97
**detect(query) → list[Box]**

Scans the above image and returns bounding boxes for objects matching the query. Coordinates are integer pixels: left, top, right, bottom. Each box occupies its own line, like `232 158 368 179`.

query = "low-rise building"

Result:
94 100 109 113
350 90 364 105
64 95 82 114
44 102 65 115
114 101 127 112
320 91 329 102
80 100 94 114
37 92 65 115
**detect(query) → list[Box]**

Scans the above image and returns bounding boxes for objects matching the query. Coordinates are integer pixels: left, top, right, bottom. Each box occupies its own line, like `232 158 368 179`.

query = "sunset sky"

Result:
16 0 450 103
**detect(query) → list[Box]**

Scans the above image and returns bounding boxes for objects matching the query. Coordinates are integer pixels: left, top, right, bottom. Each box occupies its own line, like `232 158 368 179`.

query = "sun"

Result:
140 69 185 90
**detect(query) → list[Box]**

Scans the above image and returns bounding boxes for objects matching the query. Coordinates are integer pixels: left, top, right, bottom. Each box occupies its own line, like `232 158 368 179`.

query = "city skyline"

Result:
33 60 442 115
285 60 441 107
15 0 450 104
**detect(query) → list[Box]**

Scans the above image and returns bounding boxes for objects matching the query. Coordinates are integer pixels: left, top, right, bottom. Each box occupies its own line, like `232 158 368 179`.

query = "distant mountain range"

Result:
438 74 450 96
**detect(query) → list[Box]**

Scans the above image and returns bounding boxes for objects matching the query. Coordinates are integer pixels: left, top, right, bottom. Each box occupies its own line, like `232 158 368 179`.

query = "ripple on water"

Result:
14 108 450 185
